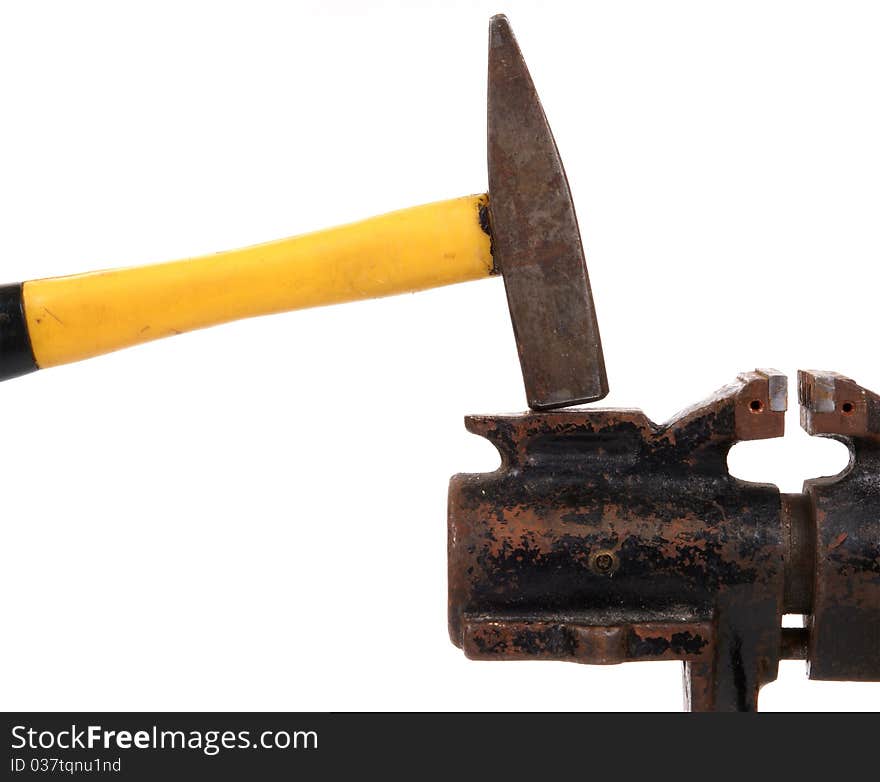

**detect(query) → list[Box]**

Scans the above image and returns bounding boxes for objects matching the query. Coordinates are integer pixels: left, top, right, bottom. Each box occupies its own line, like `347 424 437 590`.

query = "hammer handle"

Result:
0 195 492 381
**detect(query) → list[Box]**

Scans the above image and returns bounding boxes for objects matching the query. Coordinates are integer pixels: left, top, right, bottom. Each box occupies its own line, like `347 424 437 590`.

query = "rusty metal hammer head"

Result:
487 15 608 410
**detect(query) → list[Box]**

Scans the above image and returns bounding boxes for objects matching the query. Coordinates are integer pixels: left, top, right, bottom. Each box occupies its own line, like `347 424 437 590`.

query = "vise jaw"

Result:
448 369 880 711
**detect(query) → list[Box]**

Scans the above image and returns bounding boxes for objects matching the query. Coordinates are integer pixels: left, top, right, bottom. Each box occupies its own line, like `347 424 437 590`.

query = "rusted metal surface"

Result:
461 618 714 665
486 15 607 411
448 369 880 710
799 370 880 681
781 492 815 614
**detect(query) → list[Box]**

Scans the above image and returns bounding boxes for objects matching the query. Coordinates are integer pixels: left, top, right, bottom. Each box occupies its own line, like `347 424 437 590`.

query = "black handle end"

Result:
0 284 38 381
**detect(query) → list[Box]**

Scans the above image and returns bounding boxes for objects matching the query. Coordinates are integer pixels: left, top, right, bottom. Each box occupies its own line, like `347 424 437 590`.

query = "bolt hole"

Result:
749 399 764 413
590 550 618 575
841 401 855 415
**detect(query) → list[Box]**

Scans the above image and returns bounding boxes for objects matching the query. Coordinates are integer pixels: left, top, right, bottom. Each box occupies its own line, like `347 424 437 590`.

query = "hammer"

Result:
0 16 606 411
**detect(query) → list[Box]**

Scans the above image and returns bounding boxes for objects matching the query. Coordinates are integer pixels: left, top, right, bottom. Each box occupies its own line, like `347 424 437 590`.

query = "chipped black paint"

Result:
511 626 578 657
449 371 787 712
628 631 709 658
804 426 880 680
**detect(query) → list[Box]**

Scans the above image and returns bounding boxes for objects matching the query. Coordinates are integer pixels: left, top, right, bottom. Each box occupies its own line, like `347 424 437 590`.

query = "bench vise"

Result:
449 369 880 710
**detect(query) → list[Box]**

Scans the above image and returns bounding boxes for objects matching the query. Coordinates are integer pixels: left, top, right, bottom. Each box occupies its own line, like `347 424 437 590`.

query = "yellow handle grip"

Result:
21 194 493 369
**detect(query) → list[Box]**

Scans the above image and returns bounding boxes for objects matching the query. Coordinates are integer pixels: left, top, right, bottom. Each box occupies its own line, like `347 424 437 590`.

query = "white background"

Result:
0 0 878 711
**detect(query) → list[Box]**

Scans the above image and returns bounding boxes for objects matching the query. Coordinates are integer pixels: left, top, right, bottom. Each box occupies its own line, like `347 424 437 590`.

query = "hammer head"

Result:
488 15 608 410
